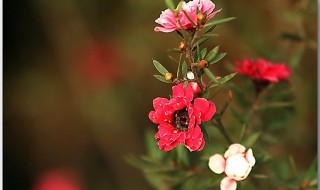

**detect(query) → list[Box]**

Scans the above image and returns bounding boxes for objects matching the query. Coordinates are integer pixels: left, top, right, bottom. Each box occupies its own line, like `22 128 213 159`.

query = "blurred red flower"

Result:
33 169 83 190
78 40 120 85
149 83 216 151
235 58 291 83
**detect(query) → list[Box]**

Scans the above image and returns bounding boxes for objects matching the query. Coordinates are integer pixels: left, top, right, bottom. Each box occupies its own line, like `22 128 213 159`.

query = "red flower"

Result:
235 59 291 83
149 83 216 151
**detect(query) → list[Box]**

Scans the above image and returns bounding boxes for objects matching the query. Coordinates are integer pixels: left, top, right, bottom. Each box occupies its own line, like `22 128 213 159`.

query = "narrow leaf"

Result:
154 75 172 83
204 17 236 28
242 132 260 147
207 73 237 89
167 48 181 53
200 48 207 60
200 124 211 142
183 81 188 88
177 145 190 167
153 60 169 75
212 113 221 119
164 0 175 10
182 61 188 77
176 1 183 12
239 123 247 142
209 53 227 65
205 46 219 62
204 68 218 83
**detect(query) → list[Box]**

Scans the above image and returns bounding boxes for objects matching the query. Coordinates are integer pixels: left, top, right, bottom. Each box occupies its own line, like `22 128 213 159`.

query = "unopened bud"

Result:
216 76 222 80
197 12 207 27
187 71 195 80
179 42 186 52
227 90 233 100
198 60 208 68
165 73 173 81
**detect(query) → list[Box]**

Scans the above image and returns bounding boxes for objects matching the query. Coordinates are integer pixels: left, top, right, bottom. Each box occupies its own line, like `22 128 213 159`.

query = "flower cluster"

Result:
235 58 291 83
154 0 221 32
149 83 216 151
208 144 256 190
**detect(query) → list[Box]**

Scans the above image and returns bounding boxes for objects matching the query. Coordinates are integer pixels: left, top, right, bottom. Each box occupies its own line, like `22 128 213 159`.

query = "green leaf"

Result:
167 48 181 53
204 68 218 83
200 48 207 60
183 81 188 88
176 1 183 12
280 32 304 41
177 145 190 167
304 157 317 180
200 124 211 142
212 113 221 119
242 132 260 147
209 53 227 65
154 75 172 83
289 46 305 68
153 60 169 76
207 73 237 88
145 130 166 162
205 46 219 62
182 61 188 77
253 174 269 179
204 17 236 28
164 0 175 10
239 123 247 142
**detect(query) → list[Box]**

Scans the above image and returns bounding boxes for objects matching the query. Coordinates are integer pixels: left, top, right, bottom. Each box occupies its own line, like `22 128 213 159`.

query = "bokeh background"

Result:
4 0 317 190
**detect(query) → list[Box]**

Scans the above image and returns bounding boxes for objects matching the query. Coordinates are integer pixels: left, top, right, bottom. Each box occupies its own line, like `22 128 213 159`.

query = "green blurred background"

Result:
4 0 317 189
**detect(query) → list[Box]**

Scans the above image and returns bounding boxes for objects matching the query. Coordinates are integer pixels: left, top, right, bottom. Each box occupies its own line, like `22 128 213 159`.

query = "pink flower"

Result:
154 0 221 33
235 58 291 83
208 144 256 190
149 83 216 151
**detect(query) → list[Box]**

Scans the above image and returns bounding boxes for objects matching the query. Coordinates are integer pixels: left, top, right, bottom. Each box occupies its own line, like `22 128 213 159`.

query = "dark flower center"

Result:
173 108 189 132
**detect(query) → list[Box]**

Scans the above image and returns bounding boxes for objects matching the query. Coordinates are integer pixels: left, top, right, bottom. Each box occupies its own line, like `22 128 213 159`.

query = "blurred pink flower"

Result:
235 58 291 83
33 169 83 190
149 83 216 151
154 0 221 32
208 144 255 190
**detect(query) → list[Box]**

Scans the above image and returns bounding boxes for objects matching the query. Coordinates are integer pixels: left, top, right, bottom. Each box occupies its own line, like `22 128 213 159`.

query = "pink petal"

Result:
154 26 176 33
246 149 256 167
224 144 246 158
208 154 225 174
220 177 237 190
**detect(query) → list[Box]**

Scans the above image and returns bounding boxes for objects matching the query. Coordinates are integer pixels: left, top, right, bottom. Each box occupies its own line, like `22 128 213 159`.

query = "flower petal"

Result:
208 154 226 174
185 125 204 151
220 177 237 190
246 149 256 167
172 83 194 103
224 143 246 158
193 98 216 122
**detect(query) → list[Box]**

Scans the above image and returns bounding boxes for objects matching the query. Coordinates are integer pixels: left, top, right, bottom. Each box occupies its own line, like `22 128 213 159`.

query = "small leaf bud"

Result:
197 12 207 27
216 76 222 80
165 73 173 81
179 42 186 52
187 71 195 80
198 60 208 68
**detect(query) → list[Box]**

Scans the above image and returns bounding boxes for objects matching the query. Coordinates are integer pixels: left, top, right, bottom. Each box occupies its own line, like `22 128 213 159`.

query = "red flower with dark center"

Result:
149 83 216 151
235 59 291 83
